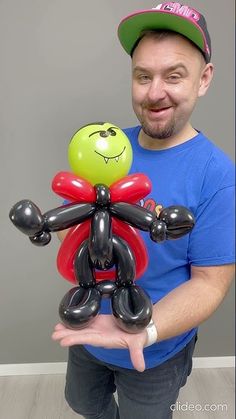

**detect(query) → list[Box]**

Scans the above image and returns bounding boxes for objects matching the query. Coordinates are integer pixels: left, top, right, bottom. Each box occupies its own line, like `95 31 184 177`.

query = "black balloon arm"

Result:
29 202 96 247
109 202 170 243
43 202 96 232
9 199 96 237
109 203 195 243
109 202 156 231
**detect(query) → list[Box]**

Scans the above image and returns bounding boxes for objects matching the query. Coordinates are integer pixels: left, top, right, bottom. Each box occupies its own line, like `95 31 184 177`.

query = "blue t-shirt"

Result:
84 127 235 369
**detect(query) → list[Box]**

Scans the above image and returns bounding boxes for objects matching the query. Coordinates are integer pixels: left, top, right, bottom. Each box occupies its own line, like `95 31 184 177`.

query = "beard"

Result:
141 119 176 139
134 103 178 140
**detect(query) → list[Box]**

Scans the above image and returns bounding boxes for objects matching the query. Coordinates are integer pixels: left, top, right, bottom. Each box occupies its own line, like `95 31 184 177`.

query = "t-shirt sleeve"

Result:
188 185 235 266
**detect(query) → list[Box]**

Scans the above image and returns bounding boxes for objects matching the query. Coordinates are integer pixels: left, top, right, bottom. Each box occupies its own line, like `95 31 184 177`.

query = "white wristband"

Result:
145 319 158 347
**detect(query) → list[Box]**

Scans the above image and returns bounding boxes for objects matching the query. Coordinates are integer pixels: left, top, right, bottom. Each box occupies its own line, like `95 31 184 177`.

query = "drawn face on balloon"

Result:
68 122 133 186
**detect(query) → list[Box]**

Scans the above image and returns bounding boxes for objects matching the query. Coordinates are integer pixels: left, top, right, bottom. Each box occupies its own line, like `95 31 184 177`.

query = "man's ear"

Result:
198 63 214 97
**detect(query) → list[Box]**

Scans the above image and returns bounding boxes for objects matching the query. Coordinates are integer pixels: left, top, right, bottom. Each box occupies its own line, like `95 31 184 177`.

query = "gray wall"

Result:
0 0 234 364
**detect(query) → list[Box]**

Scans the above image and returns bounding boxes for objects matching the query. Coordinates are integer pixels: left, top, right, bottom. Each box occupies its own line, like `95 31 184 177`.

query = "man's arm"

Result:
151 264 235 341
57 229 69 242
52 262 234 371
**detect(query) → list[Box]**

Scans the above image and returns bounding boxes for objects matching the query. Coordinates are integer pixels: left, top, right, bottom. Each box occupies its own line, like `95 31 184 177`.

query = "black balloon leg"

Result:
74 240 96 288
112 235 136 287
89 209 113 270
111 234 152 332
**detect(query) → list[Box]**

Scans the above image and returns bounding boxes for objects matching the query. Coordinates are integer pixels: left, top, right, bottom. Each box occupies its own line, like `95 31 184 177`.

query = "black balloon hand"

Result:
9 199 51 246
151 205 195 242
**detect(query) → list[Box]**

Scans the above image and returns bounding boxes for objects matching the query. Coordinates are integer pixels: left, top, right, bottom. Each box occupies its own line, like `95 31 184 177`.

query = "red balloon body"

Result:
56 218 148 284
54 172 150 284
110 173 151 203
52 171 96 202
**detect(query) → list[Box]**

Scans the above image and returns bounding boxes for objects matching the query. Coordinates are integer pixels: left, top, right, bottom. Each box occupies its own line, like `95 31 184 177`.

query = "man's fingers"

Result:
129 343 146 372
52 329 108 348
51 327 83 342
52 319 147 372
52 328 88 341
54 323 66 331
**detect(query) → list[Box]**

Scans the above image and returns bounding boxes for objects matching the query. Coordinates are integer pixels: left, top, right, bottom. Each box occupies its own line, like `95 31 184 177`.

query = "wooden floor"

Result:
0 368 234 419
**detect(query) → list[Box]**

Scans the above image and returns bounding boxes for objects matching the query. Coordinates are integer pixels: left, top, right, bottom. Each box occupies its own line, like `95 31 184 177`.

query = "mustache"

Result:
143 101 173 109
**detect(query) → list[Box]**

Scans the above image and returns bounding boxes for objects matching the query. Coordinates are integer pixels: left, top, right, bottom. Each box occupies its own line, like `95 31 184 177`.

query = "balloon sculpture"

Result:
9 122 195 333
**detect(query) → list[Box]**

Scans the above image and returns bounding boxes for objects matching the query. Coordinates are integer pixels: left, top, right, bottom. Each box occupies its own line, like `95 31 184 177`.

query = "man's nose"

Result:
147 79 166 103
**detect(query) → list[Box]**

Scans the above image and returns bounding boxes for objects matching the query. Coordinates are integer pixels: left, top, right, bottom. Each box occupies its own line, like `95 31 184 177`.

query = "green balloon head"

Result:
68 122 133 186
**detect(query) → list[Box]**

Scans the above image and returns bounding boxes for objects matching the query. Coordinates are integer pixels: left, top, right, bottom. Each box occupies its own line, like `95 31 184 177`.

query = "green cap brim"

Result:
118 11 205 56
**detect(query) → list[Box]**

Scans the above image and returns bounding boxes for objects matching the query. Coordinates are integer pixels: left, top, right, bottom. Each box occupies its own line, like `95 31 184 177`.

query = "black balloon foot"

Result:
59 286 101 329
111 285 152 333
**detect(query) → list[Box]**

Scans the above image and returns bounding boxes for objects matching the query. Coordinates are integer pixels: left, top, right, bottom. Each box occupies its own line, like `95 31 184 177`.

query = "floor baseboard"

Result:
0 357 234 376
193 356 235 369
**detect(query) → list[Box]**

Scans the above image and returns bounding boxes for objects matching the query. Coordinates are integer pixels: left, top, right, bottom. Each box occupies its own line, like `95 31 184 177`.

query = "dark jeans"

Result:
65 335 197 419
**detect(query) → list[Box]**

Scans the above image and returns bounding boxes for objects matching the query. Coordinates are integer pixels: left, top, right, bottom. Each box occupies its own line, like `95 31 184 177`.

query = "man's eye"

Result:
167 74 182 82
137 74 150 83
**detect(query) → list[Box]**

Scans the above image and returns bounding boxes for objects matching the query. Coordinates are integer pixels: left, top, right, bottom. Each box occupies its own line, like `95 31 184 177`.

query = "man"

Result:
52 3 235 418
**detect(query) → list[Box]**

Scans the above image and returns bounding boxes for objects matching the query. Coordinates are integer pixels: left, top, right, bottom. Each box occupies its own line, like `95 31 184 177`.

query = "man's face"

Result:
131 34 208 143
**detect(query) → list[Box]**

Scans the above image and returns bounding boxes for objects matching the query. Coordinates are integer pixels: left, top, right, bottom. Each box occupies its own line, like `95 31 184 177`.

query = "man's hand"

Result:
52 314 148 372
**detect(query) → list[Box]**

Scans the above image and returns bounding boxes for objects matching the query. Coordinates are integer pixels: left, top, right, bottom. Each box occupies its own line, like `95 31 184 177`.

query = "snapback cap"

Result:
118 2 211 63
